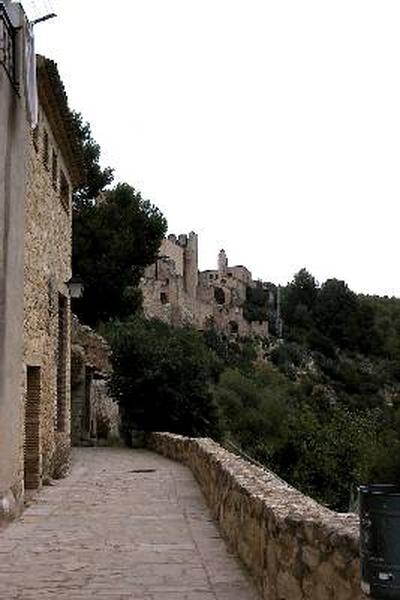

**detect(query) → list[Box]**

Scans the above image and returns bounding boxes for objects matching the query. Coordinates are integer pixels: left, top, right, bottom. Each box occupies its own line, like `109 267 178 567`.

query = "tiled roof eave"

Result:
37 55 85 188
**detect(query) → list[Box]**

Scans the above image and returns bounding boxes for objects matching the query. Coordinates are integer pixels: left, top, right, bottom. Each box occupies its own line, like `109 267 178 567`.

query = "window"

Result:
52 149 58 190
0 5 18 89
160 292 168 305
229 321 239 334
214 287 225 305
32 126 39 152
43 130 49 169
60 170 70 212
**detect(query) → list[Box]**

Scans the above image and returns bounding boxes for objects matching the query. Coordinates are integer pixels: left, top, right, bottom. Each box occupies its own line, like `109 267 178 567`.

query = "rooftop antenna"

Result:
31 12 56 24
19 0 57 24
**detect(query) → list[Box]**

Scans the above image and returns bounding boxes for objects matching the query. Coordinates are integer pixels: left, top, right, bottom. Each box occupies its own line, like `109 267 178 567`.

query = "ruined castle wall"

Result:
160 239 184 276
249 319 269 337
24 106 73 482
199 270 215 287
230 265 253 284
142 234 199 325
148 433 367 600
193 296 214 329
184 232 199 299
224 277 247 304
199 270 247 304
142 237 268 337
141 276 189 325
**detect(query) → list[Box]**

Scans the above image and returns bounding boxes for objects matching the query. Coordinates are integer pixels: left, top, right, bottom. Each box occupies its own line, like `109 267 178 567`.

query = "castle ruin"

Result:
141 233 269 337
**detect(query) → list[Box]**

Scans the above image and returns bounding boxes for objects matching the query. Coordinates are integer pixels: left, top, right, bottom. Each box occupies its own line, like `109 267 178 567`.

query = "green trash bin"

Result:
359 484 400 599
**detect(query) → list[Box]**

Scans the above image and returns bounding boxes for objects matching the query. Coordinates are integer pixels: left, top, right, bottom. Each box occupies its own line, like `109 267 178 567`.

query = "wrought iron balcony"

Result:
0 4 17 88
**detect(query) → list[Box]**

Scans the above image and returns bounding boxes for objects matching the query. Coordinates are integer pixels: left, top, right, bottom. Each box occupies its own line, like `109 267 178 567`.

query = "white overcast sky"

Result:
28 0 400 296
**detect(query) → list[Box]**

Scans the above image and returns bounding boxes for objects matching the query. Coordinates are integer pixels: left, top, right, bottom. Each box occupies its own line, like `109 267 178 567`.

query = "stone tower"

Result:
184 232 199 299
218 249 228 275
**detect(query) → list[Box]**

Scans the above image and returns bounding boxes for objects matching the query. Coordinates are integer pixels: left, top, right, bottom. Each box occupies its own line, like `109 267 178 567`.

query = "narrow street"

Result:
0 448 258 599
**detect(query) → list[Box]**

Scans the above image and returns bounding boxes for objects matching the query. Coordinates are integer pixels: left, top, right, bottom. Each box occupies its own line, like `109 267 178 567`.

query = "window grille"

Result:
43 130 49 168
52 149 58 190
0 5 17 89
60 170 70 212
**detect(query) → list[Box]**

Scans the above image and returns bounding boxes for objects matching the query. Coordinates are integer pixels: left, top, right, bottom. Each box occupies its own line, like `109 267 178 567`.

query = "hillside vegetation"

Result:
73 114 400 512
217 269 400 510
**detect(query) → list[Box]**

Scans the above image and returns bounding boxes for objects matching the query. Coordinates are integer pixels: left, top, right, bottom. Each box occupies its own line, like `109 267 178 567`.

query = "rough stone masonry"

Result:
147 433 369 600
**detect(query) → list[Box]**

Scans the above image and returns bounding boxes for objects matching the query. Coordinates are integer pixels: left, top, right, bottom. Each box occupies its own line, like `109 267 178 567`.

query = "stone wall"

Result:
0 3 30 522
142 238 269 338
90 379 120 441
141 232 199 326
147 433 368 600
24 102 73 485
71 317 119 445
71 316 111 374
160 238 184 276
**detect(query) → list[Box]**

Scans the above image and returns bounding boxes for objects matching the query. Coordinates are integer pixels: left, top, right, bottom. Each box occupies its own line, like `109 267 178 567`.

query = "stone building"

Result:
71 317 119 446
0 1 28 520
199 249 253 305
0 3 84 521
198 248 268 337
141 234 268 337
23 55 84 488
141 232 199 326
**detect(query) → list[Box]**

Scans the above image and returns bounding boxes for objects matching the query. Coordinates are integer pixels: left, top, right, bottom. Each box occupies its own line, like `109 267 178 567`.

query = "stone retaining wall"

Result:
147 433 368 600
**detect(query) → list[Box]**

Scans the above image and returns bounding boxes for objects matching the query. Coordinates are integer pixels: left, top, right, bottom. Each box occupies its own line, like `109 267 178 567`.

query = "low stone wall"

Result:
147 433 367 600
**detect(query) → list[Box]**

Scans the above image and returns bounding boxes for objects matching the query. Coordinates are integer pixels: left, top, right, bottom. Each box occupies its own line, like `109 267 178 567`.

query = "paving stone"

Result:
0 448 259 599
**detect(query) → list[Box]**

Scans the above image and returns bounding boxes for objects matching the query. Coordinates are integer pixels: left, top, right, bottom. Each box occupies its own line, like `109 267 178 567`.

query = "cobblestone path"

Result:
0 448 259 599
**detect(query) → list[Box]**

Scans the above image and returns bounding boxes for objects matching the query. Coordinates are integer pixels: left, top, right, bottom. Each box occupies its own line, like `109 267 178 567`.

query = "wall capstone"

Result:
146 433 368 600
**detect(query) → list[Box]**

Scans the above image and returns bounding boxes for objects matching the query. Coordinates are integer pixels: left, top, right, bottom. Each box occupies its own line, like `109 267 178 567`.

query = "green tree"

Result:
361 295 400 359
282 269 319 335
314 279 378 352
202 319 257 373
281 405 380 510
71 111 114 207
243 283 269 323
73 183 167 325
214 365 297 467
106 317 222 440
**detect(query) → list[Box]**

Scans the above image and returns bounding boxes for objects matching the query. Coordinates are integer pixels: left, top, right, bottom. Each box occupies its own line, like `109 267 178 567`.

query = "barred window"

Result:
60 170 70 212
52 149 58 191
43 130 49 169
32 127 39 152
0 5 17 89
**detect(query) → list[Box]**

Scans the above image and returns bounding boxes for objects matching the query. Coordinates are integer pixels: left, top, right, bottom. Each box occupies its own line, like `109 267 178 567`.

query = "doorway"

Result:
24 366 41 490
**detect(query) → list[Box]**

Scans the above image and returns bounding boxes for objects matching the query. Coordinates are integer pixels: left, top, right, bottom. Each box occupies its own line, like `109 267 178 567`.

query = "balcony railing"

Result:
0 4 17 89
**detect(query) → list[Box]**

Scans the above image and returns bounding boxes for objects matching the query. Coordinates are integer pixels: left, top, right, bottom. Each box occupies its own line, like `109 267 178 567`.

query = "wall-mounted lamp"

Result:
65 275 84 299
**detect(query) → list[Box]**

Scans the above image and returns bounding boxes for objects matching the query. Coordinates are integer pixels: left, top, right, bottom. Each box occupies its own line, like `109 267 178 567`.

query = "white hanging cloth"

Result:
25 22 38 128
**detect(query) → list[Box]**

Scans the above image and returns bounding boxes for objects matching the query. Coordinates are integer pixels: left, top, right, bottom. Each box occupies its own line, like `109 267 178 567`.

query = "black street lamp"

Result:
65 275 84 299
